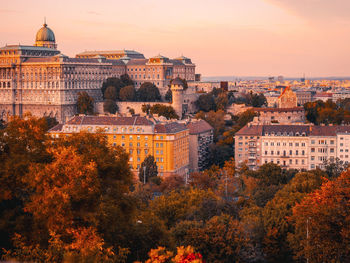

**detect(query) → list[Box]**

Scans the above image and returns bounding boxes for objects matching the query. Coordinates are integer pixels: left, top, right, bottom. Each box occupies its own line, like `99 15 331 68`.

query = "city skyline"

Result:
1 0 350 77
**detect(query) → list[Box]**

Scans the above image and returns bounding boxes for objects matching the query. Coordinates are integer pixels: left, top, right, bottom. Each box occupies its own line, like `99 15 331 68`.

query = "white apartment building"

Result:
235 124 350 171
337 132 350 164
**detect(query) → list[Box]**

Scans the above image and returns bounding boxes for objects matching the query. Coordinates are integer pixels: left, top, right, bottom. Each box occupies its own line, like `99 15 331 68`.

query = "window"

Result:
122 135 125 140
144 149 148 154
296 150 298 155
137 142 140 147
330 148 334 153
311 140 315 144
295 159 298 164
289 159 292 164
129 135 133 140
311 148 315 153
156 143 159 147
160 143 163 147
129 149 133 154
145 143 148 147
129 142 133 147
311 156 315 161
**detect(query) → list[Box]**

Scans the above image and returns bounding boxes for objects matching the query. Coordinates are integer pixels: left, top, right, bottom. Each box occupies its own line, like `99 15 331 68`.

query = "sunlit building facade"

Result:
0 23 196 123
49 115 189 178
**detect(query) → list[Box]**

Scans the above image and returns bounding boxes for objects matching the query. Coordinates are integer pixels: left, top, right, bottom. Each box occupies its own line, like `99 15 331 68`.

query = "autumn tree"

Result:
0 115 50 252
139 155 158 183
261 172 324 263
172 214 249 263
289 170 350 263
76 91 94 115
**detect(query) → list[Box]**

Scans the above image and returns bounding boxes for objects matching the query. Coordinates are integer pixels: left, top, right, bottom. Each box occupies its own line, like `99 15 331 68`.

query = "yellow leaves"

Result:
144 246 204 263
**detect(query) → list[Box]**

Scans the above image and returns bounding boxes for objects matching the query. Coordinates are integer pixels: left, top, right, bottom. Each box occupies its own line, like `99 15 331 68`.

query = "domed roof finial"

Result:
43 17 47 27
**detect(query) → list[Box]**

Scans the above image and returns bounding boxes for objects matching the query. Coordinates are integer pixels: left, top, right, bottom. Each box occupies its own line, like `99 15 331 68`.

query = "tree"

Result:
77 91 94 115
323 157 349 179
195 110 225 141
139 155 158 183
103 99 118 114
101 77 124 100
150 104 179 120
165 88 172 102
289 170 350 263
104 86 118 101
237 109 257 128
119 85 136 101
261 172 324 263
120 74 134 87
196 93 216 112
137 82 161 102
172 214 249 263
215 93 228 111
40 116 58 130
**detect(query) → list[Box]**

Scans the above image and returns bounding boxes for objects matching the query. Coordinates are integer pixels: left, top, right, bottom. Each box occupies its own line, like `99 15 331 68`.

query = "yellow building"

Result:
49 115 189 178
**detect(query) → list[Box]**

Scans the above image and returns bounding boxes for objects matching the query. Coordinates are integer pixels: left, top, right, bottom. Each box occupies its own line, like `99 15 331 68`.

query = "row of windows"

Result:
264 142 306 147
311 140 335 145
264 159 306 165
264 150 305 156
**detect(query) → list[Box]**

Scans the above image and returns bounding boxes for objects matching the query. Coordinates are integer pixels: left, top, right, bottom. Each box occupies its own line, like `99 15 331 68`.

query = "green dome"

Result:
35 23 55 42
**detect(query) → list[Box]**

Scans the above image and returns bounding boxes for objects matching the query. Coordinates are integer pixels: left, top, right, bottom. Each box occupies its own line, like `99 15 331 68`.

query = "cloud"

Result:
87 11 101 16
264 0 350 23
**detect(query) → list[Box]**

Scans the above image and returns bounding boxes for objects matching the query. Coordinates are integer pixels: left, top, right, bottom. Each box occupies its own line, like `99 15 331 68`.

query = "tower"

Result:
171 78 184 119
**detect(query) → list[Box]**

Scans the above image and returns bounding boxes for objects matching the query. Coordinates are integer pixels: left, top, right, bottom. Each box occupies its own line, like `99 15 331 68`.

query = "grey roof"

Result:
186 120 213 134
35 23 55 42
0 45 59 52
64 115 154 126
154 122 187 134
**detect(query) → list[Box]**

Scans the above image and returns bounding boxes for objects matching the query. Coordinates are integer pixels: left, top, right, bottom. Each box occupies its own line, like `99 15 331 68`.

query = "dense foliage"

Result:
1 115 349 263
76 91 94 115
304 99 350 125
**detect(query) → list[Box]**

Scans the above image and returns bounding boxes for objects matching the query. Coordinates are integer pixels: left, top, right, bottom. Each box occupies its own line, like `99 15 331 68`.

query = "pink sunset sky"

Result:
1 0 350 77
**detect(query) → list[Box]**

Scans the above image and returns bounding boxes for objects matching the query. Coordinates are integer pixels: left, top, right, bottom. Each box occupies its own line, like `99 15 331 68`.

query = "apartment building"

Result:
49 115 189 178
235 124 350 170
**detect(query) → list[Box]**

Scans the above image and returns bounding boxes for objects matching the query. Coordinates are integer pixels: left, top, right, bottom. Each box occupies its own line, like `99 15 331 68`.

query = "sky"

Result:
1 0 350 77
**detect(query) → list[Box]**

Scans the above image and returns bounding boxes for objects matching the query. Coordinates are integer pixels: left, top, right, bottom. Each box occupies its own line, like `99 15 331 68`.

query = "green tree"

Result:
237 109 257 128
139 155 158 183
196 93 216 112
101 77 123 99
215 93 228 111
76 91 94 115
119 85 136 101
137 82 161 102
104 85 118 101
165 88 172 102
120 74 134 87
150 104 179 120
103 99 118 114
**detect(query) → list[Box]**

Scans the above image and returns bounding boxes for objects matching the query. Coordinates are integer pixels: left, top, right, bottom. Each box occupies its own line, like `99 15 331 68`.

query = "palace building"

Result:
0 22 196 123
49 115 190 178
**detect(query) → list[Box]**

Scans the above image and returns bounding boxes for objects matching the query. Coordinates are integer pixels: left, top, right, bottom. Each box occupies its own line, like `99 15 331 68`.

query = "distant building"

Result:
0 23 196 123
296 91 312 106
49 115 189 178
253 107 305 124
185 119 214 172
277 87 298 108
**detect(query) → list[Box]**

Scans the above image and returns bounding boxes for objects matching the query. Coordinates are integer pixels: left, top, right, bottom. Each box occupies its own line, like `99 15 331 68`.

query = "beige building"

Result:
235 124 350 171
0 23 196 123
253 107 305 124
